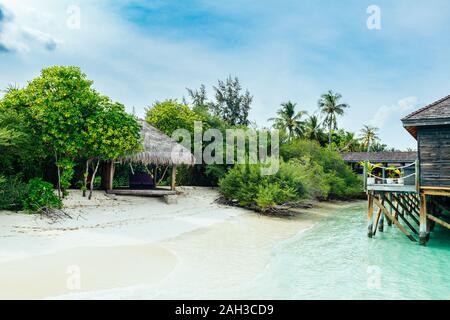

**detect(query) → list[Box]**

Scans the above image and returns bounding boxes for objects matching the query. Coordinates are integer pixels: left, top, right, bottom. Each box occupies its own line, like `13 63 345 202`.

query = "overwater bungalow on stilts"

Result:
357 95 449 244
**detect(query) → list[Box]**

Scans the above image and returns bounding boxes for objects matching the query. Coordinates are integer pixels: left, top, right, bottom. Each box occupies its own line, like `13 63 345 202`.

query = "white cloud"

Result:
0 2 60 53
370 96 419 129
0 0 447 152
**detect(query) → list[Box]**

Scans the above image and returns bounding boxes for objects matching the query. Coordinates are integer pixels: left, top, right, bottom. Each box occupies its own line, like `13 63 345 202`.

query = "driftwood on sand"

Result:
215 196 315 216
35 206 72 223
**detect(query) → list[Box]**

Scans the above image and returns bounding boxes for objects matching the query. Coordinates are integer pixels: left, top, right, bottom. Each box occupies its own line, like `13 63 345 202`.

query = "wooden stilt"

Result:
373 197 417 242
383 194 418 235
171 164 177 191
373 208 382 236
403 195 420 216
378 212 385 232
102 160 115 191
427 214 450 230
419 193 428 245
386 193 393 227
391 194 419 226
368 192 374 238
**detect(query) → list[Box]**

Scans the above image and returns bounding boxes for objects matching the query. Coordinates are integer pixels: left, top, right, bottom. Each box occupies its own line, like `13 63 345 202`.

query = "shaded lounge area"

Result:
102 120 195 197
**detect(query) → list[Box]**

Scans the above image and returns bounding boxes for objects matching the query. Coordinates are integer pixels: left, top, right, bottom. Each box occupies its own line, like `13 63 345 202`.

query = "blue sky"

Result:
1 0 450 149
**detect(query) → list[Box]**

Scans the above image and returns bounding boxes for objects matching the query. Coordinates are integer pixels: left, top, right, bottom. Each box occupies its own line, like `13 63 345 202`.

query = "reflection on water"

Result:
243 203 450 300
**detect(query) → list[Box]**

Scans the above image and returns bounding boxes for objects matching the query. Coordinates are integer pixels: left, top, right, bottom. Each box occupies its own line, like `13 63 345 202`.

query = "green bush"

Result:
22 178 62 212
281 139 363 199
0 176 29 210
256 183 297 211
218 158 325 211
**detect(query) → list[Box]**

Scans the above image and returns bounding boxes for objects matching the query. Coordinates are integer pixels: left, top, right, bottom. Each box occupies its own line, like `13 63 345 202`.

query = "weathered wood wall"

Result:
418 125 450 187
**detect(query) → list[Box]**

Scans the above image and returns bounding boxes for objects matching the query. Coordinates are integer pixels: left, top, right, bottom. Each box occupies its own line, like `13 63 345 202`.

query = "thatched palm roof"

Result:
121 120 195 166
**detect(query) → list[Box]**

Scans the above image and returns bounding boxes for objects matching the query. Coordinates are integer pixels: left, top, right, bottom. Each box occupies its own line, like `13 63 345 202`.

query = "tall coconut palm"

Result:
338 131 360 152
359 125 380 152
268 101 307 139
318 91 349 148
305 114 324 142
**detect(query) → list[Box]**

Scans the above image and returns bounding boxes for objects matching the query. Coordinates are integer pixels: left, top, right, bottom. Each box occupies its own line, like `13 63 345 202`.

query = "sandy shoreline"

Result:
0 187 358 299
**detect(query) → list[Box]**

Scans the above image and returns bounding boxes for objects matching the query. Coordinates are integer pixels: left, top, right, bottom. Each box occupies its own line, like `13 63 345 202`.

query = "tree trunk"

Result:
55 152 62 199
328 122 332 149
88 159 100 200
83 159 91 197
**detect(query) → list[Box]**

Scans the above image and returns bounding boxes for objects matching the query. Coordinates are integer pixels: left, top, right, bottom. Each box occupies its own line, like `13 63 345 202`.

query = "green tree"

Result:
337 131 361 152
212 76 252 126
186 84 211 113
84 101 142 199
318 90 349 148
359 125 380 152
24 66 103 197
305 114 325 143
268 101 307 140
146 99 204 136
370 142 388 152
0 87 46 178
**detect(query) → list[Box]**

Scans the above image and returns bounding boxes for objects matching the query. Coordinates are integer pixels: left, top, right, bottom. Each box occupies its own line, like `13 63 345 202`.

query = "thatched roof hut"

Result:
121 120 195 166
103 120 195 192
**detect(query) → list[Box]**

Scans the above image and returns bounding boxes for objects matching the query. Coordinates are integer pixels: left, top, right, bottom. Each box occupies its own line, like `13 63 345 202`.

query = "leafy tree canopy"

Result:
145 99 205 135
212 76 252 126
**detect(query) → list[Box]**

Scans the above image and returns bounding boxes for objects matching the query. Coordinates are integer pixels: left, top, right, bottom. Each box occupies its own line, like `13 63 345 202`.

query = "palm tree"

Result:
268 101 308 139
359 125 380 152
318 90 349 148
339 131 360 152
305 114 324 142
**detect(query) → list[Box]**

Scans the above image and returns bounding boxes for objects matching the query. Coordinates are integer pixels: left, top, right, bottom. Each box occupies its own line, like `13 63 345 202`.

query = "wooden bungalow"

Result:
102 120 195 197
363 95 450 245
402 94 450 190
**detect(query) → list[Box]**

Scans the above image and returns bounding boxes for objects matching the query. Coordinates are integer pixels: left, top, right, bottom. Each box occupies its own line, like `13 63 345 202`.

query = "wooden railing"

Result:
363 160 419 191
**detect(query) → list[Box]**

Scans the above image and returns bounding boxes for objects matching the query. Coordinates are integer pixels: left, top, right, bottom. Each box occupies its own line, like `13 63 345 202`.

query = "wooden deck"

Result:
107 188 177 197
367 184 417 193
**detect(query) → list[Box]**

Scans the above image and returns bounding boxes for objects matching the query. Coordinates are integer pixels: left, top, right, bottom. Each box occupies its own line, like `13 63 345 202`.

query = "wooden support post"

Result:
373 197 417 242
368 192 374 238
373 208 382 236
389 193 395 219
403 195 420 216
391 194 419 226
427 214 450 230
109 161 115 191
171 164 177 191
378 212 385 232
383 194 418 235
363 161 368 191
102 160 115 192
419 193 428 245
415 160 420 193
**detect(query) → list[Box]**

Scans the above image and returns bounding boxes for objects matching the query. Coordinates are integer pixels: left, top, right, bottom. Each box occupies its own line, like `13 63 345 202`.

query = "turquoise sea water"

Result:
244 203 450 300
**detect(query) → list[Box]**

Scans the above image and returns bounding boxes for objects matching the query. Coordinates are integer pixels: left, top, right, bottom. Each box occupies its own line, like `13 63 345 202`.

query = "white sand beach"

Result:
0 187 354 299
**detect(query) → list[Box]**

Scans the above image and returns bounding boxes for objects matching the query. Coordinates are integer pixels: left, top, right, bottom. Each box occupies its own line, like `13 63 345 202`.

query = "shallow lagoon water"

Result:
242 203 450 299
47 201 449 300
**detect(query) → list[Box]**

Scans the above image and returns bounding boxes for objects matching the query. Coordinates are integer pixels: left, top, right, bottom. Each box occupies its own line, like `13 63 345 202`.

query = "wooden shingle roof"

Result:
341 151 417 163
402 94 450 138
402 94 450 121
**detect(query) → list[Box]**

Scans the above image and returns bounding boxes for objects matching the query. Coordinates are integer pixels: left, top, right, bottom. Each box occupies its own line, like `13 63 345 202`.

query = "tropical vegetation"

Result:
0 66 397 214
0 66 141 212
